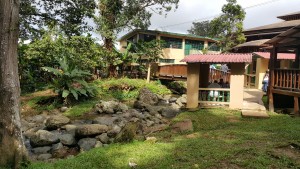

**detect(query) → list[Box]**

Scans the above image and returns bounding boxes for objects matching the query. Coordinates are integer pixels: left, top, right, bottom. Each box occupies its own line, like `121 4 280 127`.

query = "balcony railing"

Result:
244 74 256 88
199 88 230 106
272 69 300 91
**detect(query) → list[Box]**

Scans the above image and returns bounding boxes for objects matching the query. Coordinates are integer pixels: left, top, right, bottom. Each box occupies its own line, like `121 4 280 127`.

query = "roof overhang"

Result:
253 52 295 60
181 53 252 64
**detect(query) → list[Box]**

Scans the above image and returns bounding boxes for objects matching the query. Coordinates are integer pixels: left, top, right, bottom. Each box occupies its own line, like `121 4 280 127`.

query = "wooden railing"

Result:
199 88 230 106
273 69 300 91
158 64 187 77
210 69 230 83
244 74 256 88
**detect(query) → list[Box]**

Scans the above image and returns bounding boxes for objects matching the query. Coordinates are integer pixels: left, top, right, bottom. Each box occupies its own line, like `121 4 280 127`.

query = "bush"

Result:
94 78 171 101
42 57 96 103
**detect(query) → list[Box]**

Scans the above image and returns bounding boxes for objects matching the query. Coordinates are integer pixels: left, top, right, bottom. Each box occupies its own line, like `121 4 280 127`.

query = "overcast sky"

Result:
146 0 300 34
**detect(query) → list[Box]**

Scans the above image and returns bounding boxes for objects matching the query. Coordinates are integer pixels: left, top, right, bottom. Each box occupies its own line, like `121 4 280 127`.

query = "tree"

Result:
0 0 27 168
135 40 162 83
188 20 211 37
209 0 246 52
19 0 96 39
94 0 179 77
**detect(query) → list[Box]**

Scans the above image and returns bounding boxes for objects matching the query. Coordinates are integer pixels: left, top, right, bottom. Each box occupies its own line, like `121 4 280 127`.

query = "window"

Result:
139 34 156 42
161 36 182 49
185 40 204 50
208 42 220 51
159 58 175 63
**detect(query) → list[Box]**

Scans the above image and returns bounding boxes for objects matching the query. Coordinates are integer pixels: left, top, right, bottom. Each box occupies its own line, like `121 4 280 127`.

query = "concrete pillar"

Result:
199 64 210 88
186 63 200 109
255 58 269 90
230 63 245 109
204 41 208 49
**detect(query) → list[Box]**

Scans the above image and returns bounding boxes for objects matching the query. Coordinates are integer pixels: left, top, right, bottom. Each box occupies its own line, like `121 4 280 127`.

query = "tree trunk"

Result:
104 38 117 77
0 0 27 168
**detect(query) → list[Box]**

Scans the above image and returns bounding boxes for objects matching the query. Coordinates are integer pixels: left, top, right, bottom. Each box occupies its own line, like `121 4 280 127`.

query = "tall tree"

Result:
94 0 179 77
209 0 246 52
19 0 96 40
188 20 211 37
0 0 27 168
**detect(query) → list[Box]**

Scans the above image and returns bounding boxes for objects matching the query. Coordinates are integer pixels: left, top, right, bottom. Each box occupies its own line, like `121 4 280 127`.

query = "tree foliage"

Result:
94 0 179 76
188 20 211 37
19 0 96 39
209 0 246 51
19 31 103 92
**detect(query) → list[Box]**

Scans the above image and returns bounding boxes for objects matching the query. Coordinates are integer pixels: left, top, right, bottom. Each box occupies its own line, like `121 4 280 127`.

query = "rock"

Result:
76 124 108 137
143 124 169 134
30 130 60 147
62 124 77 136
51 142 68 158
115 122 139 143
32 146 51 154
26 114 47 124
169 97 177 103
108 125 122 136
37 154 52 161
60 106 68 112
58 133 76 146
146 120 155 127
95 141 103 148
45 115 70 130
130 117 140 123
78 138 97 151
171 119 193 133
93 116 118 126
137 88 159 105
95 100 129 114
163 95 172 101
96 133 109 144
23 126 44 139
161 107 179 118
145 137 157 143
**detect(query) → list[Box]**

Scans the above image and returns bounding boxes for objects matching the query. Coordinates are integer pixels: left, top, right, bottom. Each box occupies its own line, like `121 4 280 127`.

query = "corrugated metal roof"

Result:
244 20 300 32
118 29 218 42
234 39 270 48
253 52 295 60
181 53 252 63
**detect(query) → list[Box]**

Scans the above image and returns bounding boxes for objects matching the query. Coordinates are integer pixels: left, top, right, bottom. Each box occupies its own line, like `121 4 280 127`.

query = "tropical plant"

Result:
42 57 96 103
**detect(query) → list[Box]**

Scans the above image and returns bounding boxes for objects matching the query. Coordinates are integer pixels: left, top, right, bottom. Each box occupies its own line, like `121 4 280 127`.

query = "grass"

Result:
25 108 300 169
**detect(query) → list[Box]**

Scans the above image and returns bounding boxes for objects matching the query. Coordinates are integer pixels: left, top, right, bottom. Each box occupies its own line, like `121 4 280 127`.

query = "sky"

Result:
146 0 300 34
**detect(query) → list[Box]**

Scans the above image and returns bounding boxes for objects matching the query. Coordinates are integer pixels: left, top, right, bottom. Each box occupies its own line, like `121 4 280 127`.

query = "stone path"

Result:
242 89 269 118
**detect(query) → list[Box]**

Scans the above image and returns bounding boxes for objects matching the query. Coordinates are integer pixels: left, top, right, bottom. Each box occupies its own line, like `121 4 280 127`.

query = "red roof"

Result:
253 52 295 60
181 53 252 63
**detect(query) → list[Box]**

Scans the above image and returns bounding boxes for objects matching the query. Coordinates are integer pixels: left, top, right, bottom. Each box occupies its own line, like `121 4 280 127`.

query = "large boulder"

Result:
51 143 69 159
137 88 159 105
160 107 180 118
58 133 76 146
115 122 139 143
30 130 60 147
45 115 70 130
93 116 119 126
75 124 108 137
95 100 128 114
32 146 51 154
78 138 97 151
96 133 110 144
171 119 193 133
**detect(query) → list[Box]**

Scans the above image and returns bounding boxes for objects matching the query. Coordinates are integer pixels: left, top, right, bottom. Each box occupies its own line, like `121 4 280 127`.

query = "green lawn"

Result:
25 109 300 169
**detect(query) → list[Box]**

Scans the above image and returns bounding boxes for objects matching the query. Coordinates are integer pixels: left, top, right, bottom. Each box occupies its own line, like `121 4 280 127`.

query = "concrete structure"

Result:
182 54 252 109
118 29 219 65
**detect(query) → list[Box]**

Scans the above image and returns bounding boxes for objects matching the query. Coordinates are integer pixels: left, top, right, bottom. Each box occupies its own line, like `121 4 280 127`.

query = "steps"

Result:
241 101 269 118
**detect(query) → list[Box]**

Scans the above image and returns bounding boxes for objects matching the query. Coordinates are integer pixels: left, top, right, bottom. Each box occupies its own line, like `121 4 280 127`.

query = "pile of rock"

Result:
21 88 187 161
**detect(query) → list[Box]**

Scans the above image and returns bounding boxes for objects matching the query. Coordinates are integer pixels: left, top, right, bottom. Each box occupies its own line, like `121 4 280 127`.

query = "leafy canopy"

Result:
188 20 211 37
209 0 246 52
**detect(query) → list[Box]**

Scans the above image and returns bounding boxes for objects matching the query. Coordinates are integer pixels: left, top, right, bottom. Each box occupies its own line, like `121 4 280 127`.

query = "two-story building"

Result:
118 29 219 65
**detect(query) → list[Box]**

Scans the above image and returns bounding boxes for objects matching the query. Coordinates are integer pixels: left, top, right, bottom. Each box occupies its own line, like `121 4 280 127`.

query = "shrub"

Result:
42 57 96 103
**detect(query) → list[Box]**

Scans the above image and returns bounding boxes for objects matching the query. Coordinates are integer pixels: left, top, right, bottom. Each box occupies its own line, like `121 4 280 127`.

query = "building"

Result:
118 29 219 65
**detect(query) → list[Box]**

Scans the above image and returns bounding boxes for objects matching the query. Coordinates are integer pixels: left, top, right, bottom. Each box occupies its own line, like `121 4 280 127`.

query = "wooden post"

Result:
268 47 277 112
186 63 200 109
294 96 299 116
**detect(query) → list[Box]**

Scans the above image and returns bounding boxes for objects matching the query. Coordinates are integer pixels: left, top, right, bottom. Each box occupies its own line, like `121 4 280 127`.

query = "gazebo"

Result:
181 53 252 109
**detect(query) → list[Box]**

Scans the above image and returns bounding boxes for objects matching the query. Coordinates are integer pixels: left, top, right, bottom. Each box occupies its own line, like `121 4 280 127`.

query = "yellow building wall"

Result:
255 58 269 90
230 63 245 109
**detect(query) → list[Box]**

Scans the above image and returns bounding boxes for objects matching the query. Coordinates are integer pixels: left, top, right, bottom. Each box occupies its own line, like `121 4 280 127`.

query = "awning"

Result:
181 53 252 63
253 52 295 60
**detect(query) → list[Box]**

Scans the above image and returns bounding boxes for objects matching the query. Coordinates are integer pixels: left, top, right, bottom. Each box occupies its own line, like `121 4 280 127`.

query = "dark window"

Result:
159 58 175 63
139 34 156 42
208 42 220 51
161 36 182 49
185 40 204 50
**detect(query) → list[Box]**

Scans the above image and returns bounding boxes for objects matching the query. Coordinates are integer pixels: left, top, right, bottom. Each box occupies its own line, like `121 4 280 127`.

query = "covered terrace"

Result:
181 53 253 109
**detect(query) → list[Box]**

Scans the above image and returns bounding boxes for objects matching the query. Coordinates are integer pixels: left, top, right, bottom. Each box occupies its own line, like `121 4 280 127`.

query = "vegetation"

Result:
94 0 179 76
42 57 96 104
25 109 300 168
209 0 246 51
188 20 211 37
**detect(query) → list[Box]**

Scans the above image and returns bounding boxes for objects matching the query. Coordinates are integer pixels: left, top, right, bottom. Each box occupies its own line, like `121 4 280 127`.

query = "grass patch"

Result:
63 99 98 117
26 108 300 168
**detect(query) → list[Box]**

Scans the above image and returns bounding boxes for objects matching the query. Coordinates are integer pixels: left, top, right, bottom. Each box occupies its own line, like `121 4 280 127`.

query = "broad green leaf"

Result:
62 90 70 98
